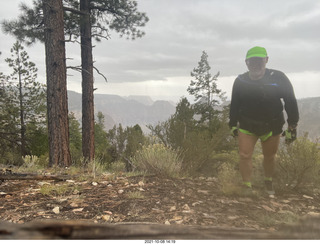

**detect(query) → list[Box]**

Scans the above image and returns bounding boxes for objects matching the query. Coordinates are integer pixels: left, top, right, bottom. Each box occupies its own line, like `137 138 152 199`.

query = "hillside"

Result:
296 97 320 139
68 91 320 138
68 91 176 130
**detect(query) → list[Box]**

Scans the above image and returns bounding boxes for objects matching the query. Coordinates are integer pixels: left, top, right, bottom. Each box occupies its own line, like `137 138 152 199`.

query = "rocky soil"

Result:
1 173 320 233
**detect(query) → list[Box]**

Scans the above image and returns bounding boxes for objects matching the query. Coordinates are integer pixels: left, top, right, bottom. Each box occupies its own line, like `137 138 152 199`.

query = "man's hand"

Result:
230 126 238 137
282 127 297 143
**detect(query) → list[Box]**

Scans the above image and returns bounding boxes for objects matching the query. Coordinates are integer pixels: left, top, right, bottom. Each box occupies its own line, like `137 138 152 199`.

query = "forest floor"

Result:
1 170 320 234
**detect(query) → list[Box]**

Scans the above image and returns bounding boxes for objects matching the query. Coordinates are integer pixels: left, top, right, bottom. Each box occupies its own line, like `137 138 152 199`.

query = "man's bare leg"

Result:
261 134 281 178
238 131 259 183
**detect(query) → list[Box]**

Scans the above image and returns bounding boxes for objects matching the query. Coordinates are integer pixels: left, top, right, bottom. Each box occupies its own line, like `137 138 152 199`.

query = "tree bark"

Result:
80 0 95 163
43 0 71 167
18 64 26 157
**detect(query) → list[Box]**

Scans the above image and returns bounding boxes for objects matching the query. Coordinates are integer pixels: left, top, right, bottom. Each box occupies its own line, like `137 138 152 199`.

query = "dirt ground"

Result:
1 172 320 233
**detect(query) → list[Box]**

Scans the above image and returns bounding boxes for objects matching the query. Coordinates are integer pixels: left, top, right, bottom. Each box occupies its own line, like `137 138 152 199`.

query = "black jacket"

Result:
229 68 299 134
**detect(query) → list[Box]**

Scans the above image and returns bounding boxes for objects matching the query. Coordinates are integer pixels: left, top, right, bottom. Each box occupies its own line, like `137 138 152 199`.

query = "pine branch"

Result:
93 66 108 83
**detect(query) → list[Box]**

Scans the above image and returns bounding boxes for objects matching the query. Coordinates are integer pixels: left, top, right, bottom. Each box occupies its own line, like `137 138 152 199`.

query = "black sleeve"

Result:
280 73 299 126
229 78 240 128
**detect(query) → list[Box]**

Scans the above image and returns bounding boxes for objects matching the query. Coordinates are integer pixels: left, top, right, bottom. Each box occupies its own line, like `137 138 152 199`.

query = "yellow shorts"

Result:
239 128 273 142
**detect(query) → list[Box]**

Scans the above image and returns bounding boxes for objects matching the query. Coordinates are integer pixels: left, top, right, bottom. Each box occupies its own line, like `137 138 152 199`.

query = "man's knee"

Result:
239 151 252 161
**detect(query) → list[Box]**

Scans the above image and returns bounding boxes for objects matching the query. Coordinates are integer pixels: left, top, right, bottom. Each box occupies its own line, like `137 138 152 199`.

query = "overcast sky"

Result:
1 0 320 103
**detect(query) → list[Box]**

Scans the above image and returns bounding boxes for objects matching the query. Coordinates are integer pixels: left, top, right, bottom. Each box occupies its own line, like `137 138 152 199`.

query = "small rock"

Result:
165 220 171 225
52 206 60 214
92 182 98 186
182 204 190 211
197 190 209 195
118 189 124 194
57 198 68 203
227 216 239 220
102 215 112 222
281 200 290 204
307 212 320 217
170 216 183 224
70 202 79 208
169 206 176 211
303 195 313 199
72 208 84 212
38 182 51 186
171 216 183 221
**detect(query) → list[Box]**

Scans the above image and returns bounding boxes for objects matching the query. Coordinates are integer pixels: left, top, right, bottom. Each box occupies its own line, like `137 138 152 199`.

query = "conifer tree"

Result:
1 41 46 158
187 51 225 124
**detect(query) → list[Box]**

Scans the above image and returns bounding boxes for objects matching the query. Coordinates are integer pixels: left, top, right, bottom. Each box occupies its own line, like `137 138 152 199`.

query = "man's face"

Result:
245 57 268 78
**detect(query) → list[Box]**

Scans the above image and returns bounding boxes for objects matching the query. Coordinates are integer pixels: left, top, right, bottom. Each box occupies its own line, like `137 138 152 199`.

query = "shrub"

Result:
217 162 242 196
275 135 320 193
109 160 127 173
16 154 48 172
22 155 39 168
131 143 182 178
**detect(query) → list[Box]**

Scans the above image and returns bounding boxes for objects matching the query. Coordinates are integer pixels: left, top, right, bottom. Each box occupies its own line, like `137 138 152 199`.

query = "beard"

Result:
249 68 266 80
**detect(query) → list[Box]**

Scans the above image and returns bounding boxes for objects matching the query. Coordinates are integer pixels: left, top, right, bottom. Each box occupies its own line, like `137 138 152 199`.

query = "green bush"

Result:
131 143 182 178
275 135 320 193
217 161 242 195
109 160 127 173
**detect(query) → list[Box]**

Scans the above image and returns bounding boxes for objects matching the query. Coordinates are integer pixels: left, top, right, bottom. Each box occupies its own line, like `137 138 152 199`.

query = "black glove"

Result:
282 128 297 143
230 127 238 137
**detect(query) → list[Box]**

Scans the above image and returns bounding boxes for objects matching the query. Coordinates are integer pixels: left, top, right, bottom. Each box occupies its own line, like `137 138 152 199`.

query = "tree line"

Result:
1 33 235 176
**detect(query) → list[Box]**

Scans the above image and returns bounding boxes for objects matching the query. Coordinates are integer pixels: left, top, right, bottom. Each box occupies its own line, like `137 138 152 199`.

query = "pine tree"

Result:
3 41 46 157
187 51 225 124
43 0 71 167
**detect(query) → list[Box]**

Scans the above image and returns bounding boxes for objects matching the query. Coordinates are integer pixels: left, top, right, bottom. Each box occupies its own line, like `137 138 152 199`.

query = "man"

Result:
229 46 299 196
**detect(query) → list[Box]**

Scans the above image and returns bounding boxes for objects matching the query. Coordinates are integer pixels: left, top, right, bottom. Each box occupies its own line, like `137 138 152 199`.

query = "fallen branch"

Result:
1 216 320 239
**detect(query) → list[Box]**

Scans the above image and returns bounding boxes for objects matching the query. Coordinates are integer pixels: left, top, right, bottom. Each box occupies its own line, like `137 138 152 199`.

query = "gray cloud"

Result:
1 0 320 100
91 0 320 84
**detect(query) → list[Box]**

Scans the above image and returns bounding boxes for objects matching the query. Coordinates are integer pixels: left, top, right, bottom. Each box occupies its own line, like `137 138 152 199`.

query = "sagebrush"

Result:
131 143 182 178
275 135 320 193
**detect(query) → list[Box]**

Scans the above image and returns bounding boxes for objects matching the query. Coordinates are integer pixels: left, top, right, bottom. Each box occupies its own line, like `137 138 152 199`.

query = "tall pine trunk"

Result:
43 0 71 167
18 67 26 157
80 0 95 163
